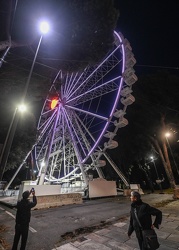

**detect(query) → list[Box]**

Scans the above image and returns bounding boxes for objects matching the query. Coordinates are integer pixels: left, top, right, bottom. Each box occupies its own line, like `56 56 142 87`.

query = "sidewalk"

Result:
51 194 179 250
0 193 179 250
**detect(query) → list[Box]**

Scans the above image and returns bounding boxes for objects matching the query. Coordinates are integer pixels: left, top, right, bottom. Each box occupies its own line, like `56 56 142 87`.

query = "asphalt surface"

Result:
0 192 179 250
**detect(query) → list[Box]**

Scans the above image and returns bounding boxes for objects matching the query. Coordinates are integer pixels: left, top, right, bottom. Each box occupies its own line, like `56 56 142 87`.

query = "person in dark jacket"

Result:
12 188 37 250
128 191 162 250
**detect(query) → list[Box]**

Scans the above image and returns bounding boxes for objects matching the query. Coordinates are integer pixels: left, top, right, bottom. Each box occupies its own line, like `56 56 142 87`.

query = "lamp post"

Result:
21 21 50 103
0 105 27 181
165 132 179 176
0 21 50 183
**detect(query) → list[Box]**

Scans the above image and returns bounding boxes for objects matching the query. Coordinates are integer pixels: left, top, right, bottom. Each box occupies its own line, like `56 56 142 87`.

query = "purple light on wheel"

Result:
82 31 126 163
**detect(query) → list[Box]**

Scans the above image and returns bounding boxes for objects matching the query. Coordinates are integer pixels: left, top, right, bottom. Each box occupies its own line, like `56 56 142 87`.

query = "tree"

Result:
117 70 179 188
0 0 119 71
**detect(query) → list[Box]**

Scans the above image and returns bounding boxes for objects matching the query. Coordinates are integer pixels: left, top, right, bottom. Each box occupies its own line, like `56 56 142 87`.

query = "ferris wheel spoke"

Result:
74 113 107 164
63 72 76 96
66 46 122 101
36 131 51 160
46 116 65 179
63 72 70 94
61 116 67 176
65 105 108 121
63 109 88 157
75 114 96 143
74 113 97 150
72 115 90 157
66 75 121 106
64 72 82 97
38 107 58 131
36 111 59 161
62 109 88 184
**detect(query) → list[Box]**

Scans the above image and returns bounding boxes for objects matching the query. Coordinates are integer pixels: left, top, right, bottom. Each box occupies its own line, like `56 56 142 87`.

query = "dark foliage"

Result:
11 0 119 72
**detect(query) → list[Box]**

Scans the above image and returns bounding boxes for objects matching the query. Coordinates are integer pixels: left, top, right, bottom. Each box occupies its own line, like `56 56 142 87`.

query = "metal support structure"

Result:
103 152 130 188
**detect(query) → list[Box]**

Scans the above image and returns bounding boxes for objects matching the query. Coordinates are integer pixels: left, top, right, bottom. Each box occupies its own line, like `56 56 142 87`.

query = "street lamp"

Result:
165 132 170 138
165 132 179 175
39 21 50 34
21 21 50 102
0 21 50 184
18 104 27 112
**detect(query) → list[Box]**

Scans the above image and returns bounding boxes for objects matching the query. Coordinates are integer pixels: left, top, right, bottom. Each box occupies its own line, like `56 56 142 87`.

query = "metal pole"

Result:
0 47 11 68
21 35 43 102
0 108 18 180
0 36 43 183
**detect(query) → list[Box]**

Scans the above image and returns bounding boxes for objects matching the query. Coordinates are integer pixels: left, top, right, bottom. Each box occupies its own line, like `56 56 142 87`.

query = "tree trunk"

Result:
160 115 176 189
150 136 176 189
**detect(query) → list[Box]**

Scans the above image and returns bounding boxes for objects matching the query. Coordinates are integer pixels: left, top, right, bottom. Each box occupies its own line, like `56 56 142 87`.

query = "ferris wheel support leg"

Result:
96 167 105 179
4 150 32 191
38 172 46 185
103 152 129 188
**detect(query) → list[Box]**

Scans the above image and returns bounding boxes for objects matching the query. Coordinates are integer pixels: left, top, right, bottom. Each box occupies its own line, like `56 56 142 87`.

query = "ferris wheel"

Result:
35 31 137 190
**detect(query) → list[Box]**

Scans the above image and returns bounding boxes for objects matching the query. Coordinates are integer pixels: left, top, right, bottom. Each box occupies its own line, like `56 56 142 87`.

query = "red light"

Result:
50 98 58 109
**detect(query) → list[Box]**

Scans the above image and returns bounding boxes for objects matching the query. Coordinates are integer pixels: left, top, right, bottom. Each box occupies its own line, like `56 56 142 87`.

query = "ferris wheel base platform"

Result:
16 180 119 208
18 182 83 209
32 192 83 209
88 179 117 199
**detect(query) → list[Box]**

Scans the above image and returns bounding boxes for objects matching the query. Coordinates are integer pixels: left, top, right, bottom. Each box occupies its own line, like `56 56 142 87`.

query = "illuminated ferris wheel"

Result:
34 31 137 190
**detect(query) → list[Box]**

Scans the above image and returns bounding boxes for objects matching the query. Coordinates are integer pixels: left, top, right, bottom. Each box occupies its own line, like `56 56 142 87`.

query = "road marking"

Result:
5 211 37 233
29 226 37 233
5 211 15 219
0 206 5 211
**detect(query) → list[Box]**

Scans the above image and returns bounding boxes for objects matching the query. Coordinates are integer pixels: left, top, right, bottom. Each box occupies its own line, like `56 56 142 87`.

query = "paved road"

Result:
0 193 178 250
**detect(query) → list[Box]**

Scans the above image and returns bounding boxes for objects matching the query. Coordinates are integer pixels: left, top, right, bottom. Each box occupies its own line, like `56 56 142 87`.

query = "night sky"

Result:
1 1 178 74
115 1 179 71
0 1 179 185
0 0 179 132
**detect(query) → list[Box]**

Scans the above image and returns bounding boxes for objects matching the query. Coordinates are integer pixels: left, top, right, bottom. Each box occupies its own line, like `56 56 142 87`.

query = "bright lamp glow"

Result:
165 132 170 138
39 21 50 34
18 104 27 112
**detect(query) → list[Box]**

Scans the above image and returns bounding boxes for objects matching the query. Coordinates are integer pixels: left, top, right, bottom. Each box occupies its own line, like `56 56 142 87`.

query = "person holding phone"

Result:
12 188 37 250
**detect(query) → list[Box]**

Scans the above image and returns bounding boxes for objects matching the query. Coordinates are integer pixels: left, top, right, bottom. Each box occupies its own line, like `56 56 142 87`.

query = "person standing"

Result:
128 191 162 250
12 188 37 250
